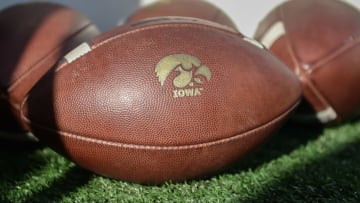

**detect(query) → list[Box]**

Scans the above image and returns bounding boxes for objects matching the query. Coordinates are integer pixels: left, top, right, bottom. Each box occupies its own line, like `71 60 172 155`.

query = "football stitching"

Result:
55 19 241 73
311 36 360 72
279 3 337 121
21 102 299 151
20 19 300 148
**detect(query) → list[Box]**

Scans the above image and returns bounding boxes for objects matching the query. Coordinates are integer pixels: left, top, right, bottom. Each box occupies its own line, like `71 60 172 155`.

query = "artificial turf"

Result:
1 119 360 202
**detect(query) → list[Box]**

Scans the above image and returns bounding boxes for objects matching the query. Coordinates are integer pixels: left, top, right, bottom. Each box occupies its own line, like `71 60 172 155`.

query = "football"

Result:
254 0 360 124
125 0 237 29
22 17 301 184
0 2 100 140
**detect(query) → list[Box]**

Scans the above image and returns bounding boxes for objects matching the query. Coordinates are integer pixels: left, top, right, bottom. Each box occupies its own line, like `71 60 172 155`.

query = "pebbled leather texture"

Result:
0 2 100 134
23 17 301 184
125 0 237 30
255 0 360 124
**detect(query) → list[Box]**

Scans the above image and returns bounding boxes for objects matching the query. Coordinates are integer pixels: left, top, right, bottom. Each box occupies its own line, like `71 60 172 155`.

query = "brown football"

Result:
254 0 360 124
22 17 301 184
125 0 237 29
0 2 100 140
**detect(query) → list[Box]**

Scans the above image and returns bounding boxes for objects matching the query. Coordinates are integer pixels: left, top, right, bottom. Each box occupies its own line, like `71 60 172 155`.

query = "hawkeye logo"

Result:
155 54 212 98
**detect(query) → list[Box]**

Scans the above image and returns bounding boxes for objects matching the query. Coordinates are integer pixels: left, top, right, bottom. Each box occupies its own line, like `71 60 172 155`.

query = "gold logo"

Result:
155 54 211 98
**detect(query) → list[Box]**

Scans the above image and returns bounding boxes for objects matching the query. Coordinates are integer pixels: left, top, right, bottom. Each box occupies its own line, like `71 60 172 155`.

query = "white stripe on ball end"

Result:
243 37 265 49
64 42 91 63
316 107 338 123
260 21 286 49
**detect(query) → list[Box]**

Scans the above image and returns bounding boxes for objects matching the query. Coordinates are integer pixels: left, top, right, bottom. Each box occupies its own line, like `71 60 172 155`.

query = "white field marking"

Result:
260 21 286 49
64 42 91 63
316 107 338 123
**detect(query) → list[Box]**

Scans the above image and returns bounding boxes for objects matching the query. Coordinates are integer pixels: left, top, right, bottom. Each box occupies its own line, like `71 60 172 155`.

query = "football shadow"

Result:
225 120 324 174
0 3 72 200
247 124 360 201
0 139 93 202
23 1 142 201
0 0 139 201
24 166 93 203
215 117 360 201
0 140 45 198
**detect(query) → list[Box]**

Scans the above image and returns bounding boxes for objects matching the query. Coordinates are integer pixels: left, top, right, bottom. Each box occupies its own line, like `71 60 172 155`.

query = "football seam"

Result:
278 5 338 122
306 38 360 122
21 101 299 151
95 21 239 49
279 4 299 72
279 6 360 122
55 20 241 73
278 3 360 74
7 22 95 94
311 35 360 72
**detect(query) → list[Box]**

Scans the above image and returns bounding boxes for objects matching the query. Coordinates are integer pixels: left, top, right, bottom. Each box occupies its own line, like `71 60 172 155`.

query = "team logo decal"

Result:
155 54 211 98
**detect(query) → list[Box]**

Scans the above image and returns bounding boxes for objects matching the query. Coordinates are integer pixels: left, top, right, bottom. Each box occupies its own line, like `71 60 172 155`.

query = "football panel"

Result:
310 41 360 122
0 2 100 135
23 21 301 146
125 0 237 29
282 0 360 64
26 103 296 184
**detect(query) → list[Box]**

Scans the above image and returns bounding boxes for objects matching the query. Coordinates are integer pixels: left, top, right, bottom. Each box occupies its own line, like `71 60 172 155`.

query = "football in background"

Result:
126 0 237 29
22 17 301 184
0 2 100 140
254 0 360 124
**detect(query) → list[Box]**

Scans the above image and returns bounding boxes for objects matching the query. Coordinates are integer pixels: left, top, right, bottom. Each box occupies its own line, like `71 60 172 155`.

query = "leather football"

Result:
22 17 301 184
254 0 360 124
125 0 237 29
0 2 100 140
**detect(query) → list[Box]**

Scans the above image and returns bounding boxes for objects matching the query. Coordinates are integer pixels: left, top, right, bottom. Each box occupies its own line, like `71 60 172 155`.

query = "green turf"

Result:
1 120 360 202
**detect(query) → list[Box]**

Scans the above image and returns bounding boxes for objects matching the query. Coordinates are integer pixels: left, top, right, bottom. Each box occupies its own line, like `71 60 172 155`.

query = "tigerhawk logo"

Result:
155 54 212 98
